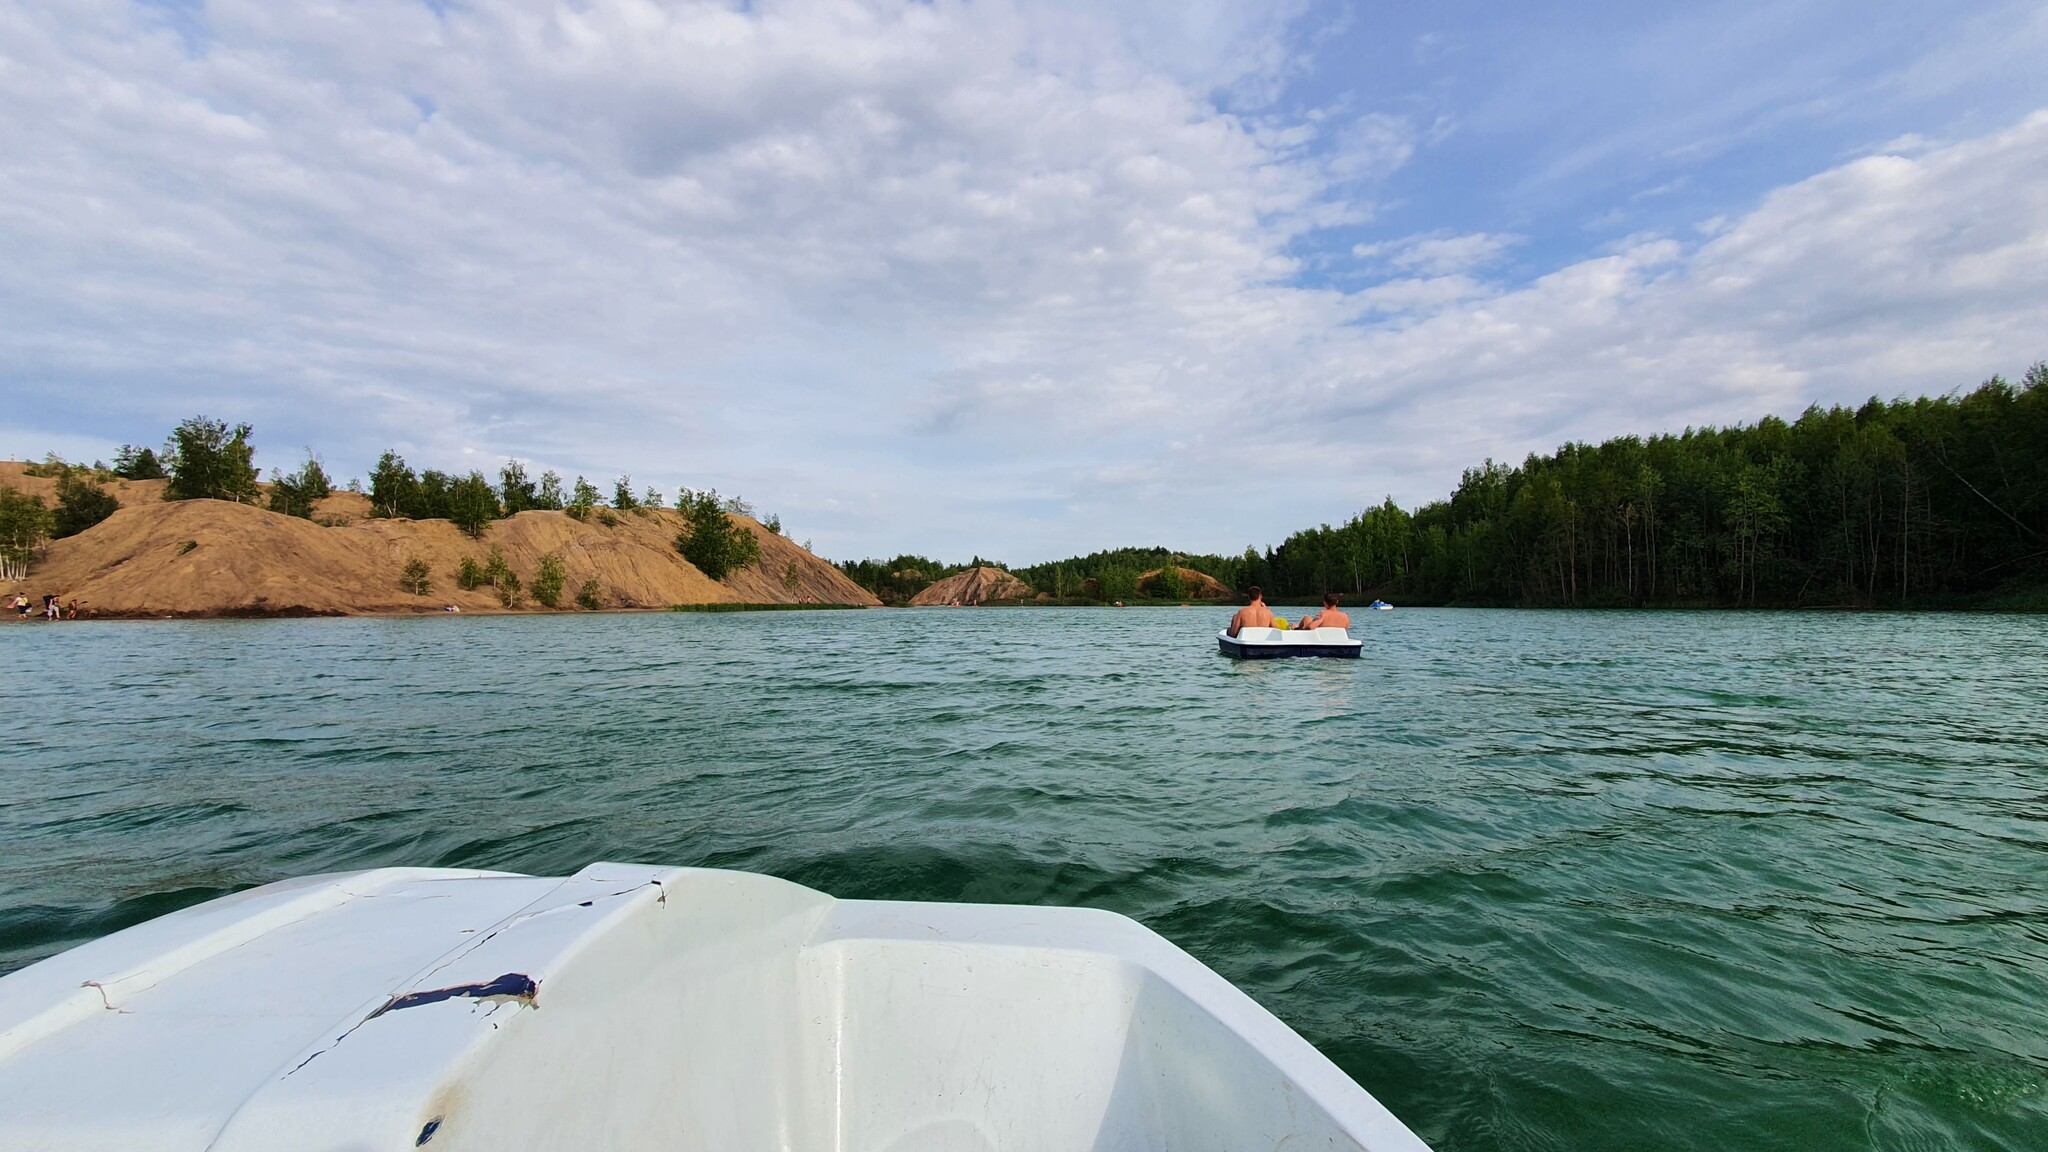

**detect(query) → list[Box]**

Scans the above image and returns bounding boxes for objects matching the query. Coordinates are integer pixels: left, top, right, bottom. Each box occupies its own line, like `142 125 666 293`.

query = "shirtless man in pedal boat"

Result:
1296 592 1350 631
1226 586 1276 637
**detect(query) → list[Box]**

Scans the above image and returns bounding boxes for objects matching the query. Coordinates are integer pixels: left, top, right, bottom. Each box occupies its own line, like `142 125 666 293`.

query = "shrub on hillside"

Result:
0 485 52 581
268 456 333 520
369 450 421 518
400 556 432 596
675 487 760 580
481 547 521 606
612 476 638 511
575 579 602 610
535 470 566 511
456 556 486 591
52 472 119 539
448 471 501 538
499 460 537 514
113 445 167 480
566 476 599 521
164 417 260 503
531 551 567 608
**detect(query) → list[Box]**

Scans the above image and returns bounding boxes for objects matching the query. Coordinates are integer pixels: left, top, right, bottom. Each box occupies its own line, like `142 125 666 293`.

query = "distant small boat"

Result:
1218 626 1363 659
0 863 1430 1151
1369 600 1393 611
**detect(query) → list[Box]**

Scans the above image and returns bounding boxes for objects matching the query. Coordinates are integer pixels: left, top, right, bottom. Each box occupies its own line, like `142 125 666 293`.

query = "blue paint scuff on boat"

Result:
369 973 538 1020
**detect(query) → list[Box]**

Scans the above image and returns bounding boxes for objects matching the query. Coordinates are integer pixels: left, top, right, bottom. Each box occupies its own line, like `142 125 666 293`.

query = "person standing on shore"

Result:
1227 586 1276 637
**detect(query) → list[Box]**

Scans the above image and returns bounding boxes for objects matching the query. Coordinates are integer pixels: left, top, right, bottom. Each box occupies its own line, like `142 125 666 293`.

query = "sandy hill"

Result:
0 462 168 507
1 465 877 616
1138 566 1232 600
910 566 1032 606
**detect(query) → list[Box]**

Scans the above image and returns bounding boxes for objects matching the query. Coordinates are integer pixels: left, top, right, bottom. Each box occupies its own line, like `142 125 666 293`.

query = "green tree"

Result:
456 556 486 590
164 416 259 502
1098 564 1138 601
1152 562 1188 600
267 455 333 519
369 451 421 518
642 485 664 510
52 472 120 538
531 551 567 608
416 470 456 520
400 556 432 596
448 471 501 538
575 579 602 610
567 476 599 521
675 487 761 579
0 486 53 580
764 513 783 535
535 470 565 511
612 476 639 511
499 460 538 514
481 546 522 606
112 444 166 480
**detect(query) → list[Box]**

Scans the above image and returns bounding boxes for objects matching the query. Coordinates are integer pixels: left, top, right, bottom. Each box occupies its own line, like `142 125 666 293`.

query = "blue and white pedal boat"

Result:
0 863 1430 1152
1218 626 1364 659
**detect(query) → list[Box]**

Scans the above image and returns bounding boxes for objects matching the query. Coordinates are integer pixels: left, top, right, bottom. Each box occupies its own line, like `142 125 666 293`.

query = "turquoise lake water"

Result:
3 607 2045 1149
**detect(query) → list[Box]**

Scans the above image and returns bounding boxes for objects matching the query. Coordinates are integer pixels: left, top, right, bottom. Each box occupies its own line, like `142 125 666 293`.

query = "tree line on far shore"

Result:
838 362 2048 610
837 547 1208 605
1 418 775 584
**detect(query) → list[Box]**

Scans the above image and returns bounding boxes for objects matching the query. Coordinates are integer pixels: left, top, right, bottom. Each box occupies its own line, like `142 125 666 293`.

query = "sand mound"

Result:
910 566 1032 606
3 494 878 617
1138 566 1232 600
0 461 167 508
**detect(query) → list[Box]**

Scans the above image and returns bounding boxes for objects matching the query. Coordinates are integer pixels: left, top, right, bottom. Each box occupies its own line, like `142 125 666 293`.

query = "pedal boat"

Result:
1218 625 1364 659
0 863 1430 1152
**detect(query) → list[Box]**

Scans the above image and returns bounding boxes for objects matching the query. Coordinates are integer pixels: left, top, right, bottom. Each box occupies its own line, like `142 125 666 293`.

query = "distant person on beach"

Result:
10 593 26 618
1226 586 1275 637
43 595 59 621
1297 593 1350 631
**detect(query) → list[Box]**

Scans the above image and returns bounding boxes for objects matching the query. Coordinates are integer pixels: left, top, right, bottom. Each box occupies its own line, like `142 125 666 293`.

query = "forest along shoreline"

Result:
839 363 2048 613
8 361 2047 619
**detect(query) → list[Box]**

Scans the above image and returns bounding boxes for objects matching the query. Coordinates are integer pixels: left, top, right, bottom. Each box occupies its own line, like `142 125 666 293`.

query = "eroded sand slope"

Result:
1 465 877 616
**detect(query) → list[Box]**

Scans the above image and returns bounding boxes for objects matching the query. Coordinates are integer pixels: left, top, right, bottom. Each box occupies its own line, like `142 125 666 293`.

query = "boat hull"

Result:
0 863 1430 1152
1218 627 1363 659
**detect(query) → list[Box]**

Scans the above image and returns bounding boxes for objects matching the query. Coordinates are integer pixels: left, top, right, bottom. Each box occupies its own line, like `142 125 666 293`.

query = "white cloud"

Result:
1273 116 2048 503
1353 231 1522 276
0 1 2043 561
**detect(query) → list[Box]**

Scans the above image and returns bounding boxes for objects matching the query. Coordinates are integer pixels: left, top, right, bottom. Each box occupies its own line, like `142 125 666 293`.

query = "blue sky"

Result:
3 1 2046 562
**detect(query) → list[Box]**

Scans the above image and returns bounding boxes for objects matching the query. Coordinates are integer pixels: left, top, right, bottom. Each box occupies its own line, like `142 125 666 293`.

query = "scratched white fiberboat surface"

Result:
0 864 1431 1152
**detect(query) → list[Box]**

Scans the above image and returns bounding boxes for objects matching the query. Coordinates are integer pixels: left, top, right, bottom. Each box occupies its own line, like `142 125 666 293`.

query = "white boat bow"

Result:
0 863 1429 1152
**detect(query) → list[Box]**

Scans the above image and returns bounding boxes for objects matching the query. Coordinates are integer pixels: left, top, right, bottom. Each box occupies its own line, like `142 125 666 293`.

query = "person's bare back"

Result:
1227 587 1275 637
1298 593 1350 631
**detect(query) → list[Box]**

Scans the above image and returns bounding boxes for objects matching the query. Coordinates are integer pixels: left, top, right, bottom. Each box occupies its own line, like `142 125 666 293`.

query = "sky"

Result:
3 0 2046 563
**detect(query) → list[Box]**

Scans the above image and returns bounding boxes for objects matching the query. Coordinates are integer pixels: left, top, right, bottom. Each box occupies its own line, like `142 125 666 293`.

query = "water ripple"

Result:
2 607 2046 1149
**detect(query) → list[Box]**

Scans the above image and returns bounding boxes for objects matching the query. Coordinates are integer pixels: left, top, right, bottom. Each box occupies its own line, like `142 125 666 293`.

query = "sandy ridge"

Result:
1 463 878 616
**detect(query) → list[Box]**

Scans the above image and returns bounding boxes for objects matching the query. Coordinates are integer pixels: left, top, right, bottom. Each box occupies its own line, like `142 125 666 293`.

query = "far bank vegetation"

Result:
1 414 871 614
835 362 2048 611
